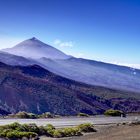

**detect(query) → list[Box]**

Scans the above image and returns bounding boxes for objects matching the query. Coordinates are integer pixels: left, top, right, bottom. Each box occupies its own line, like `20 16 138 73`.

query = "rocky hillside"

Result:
0 62 139 115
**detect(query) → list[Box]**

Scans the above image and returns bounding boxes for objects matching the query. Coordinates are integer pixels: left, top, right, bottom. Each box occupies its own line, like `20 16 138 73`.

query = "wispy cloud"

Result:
54 39 74 48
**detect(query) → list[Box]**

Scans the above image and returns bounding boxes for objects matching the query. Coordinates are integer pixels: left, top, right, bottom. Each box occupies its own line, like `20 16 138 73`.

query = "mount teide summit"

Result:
2 37 140 93
3 37 70 59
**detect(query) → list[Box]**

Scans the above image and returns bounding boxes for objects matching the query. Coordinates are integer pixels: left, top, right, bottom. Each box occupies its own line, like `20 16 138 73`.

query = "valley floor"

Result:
40 124 140 140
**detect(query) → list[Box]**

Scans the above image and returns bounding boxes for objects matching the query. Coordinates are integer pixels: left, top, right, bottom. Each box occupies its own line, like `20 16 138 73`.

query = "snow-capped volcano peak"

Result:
2 37 70 59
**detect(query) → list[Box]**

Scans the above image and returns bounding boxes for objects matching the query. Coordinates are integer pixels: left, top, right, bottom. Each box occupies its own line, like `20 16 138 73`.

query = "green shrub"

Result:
6 131 20 139
7 122 21 130
16 111 29 118
46 124 55 130
0 122 23 132
51 127 82 138
28 113 38 119
77 123 96 133
19 123 40 133
0 129 11 137
6 131 38 139
52 129 63 138
0 123 39 139
43 124 56 136
8 112 57 119
62 127 82 137
104 109 125 117
11 111 38 119
39 112 54 118
0 122 97 139
77 113 89 117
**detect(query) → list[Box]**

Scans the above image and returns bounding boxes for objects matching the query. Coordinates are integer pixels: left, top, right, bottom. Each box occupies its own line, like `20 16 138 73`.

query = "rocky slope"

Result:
0 62 139 115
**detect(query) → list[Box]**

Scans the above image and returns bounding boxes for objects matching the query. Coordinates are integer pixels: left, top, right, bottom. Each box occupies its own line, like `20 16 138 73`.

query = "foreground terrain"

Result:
0 116 140 140
61 125 140 140
48 124 140 140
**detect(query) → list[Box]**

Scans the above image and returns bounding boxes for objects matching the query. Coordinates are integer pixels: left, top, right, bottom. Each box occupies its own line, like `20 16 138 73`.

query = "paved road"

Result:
0 115 139 128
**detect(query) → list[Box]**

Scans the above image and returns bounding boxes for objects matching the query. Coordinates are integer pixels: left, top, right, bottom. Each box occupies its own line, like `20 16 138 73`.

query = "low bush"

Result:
0 122 20 131
104 109 125 117
8 111 57 119
50 127 82 138
28 113 38 119
0 123 39 139
11 111 38 119
44 124 56 136
21 123 40 133
77 113 89 117
0 129 11 137
6 131 38 139
62 127 82 137
39 112 54 118
77 123 96 133
52 129 63 138
46 124 55 130
0 122 97 139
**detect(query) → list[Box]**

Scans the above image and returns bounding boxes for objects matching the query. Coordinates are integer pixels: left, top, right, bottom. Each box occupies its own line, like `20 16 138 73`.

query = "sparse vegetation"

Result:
77 113 89 117
77 123 96 132
38 112 54 118
52 129 63 138
0 122 96 139
104 109 125 117
6 131 38 139
0 123 38 139
8 111 38 119
8 111 55 119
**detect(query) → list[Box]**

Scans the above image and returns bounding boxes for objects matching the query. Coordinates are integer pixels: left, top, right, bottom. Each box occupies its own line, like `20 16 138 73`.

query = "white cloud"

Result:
111 61 140 69
54 39 74 48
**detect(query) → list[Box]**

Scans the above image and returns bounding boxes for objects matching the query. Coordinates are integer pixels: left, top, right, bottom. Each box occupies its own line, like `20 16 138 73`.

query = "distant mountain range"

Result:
0 37 139 115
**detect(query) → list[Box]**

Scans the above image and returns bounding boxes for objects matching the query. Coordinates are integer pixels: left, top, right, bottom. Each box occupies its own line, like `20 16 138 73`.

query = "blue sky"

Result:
0 0 140 67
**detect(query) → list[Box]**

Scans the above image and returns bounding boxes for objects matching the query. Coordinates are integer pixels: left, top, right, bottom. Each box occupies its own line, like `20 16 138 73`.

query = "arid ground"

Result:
41 124 140 140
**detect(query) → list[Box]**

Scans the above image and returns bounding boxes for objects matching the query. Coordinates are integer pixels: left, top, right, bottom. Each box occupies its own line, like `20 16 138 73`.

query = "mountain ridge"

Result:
0 61 140 115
